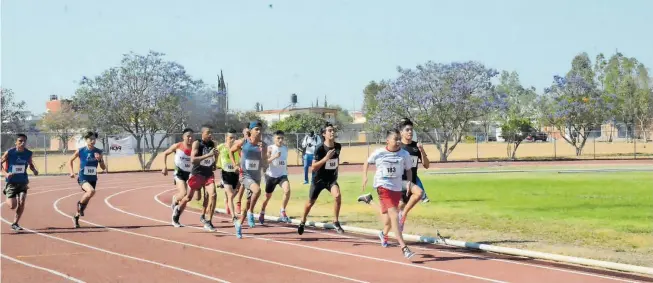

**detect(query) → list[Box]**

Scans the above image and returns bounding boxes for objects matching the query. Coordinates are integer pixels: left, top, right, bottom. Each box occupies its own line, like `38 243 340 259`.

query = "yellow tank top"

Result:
217 143 239 172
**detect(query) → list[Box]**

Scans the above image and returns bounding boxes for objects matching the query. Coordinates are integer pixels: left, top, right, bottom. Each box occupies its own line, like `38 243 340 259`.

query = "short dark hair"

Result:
182 128 194 134
84 131 98 139
16 134 27 140
321 122 334 135
386 129 400 138
227 128 237 134
274 130 284 136
398 118 413 129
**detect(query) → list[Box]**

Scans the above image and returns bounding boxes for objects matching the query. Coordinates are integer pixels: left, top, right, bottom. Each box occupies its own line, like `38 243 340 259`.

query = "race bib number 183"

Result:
382 166 398 178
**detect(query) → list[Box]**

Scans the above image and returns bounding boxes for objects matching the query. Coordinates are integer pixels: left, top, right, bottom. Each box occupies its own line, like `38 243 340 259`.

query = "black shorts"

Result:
174 170 190 184
221 171 240 189
309 180 338 201
78 179 97 191
3 182 28 198
264 175 288 194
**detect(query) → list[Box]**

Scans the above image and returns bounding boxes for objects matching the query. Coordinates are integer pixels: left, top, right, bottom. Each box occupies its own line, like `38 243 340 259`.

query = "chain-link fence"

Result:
1 129 651 175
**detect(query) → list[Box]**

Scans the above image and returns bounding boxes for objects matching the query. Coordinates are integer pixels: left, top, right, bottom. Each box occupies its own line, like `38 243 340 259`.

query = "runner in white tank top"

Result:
259 130 292 223
161 128 195 227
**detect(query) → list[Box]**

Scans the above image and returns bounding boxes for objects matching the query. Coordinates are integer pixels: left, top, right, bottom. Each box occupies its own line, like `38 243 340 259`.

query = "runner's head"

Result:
273 130 285 147
248 121 263 140
321 122 335 142
386 129 401 151
182 128 194 145
225 128 238 145
15 134 27 150
84 131 98 148
399 118 414 142
200 124 213 141
242 125 251 138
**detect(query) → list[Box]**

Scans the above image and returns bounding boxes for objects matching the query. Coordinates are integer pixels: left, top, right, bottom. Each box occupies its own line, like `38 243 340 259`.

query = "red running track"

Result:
2 173 652 283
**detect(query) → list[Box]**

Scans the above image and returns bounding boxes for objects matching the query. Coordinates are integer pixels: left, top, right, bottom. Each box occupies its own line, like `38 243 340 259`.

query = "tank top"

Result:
217 143 238 173
174 142 192 173
78 146 103 182
4 147 32 184
191 139 216 177
265 144 288 178
239 139 263 182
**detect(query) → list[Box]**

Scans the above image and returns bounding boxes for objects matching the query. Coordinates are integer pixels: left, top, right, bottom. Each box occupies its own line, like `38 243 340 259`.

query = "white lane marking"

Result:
112 186 508 283
1 253 87 283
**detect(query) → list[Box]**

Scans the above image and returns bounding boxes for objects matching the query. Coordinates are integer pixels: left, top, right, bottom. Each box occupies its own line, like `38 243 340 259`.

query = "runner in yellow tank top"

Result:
218 129 242 229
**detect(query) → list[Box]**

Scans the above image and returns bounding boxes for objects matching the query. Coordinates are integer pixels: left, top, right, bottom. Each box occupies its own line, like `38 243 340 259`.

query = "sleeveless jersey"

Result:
192 139 216 177
217 143 238 173
78 146 103 182
240 139 263 182
367 147 412 191
266 144 288 178
173 142 192 173
313 142 341 183
4 147 32 184
400 141 422 183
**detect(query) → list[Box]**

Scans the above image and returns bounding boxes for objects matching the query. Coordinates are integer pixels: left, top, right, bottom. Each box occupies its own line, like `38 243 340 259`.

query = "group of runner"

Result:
2 118 431 259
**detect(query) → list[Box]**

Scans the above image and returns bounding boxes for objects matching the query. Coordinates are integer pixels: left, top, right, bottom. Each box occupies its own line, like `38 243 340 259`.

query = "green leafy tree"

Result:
500 118 533 159
73 50 202 169
495 71 537 157
39 104 84 153
361 81 386 131
1 88 28 151
270 113 327 152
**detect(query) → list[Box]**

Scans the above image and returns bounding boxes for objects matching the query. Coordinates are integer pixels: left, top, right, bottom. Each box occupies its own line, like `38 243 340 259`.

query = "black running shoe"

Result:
334 221 345 234
11 223 23 231
298 222 305 235
200 214 208 225
357 193 373 204
402 246 415 259
73 215 80 228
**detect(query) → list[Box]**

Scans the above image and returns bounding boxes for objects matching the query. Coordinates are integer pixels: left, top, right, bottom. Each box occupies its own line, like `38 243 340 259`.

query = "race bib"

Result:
225 163 235 171
382 166 398 178
84 166 97 176
275 159 286 166
200 157 214 167
411 156 418 168
12 165 26 174
325 158 338 170
245 159 260 170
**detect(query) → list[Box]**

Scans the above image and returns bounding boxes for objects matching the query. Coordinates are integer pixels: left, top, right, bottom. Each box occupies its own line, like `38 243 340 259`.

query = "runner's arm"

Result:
419 146 430 169
191 141 214 164
1 151 9 177
161 143 178 171
97 152 107 171
310 148 330 171
266 146 278 163
228 139 244 166
68 149 80 175
28 155 39 175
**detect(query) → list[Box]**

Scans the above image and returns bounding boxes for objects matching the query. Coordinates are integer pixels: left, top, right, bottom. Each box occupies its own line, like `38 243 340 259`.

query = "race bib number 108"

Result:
325 158 338 170
84 166 97 176
12 165 25 174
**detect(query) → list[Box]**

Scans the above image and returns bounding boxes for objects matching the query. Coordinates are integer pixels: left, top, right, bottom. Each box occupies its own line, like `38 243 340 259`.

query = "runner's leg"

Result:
14 190 27 225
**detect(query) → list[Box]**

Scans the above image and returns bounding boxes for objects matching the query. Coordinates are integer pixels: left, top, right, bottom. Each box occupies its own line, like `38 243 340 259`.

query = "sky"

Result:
2 0 652 115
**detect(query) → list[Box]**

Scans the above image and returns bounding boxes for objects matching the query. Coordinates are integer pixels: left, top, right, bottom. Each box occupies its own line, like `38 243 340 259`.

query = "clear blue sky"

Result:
2 0 652 115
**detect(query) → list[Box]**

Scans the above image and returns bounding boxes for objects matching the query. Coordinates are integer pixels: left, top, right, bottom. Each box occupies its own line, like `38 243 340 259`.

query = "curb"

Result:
214 208 653 276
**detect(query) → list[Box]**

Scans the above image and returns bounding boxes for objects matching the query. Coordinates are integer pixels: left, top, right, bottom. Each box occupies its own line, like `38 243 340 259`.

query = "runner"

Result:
179 125 219 231
230 121 267 236
161 128 194 227
362 128 416 259
259 130 291 224
217 128 242 235
228 126 250 216
68 131 106 228
298 122 344 235
397 118 427 232
1 134 38 231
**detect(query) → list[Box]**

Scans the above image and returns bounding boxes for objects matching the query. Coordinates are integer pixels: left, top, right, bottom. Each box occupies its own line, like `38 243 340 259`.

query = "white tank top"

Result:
174 143 192 173
266 144 288 178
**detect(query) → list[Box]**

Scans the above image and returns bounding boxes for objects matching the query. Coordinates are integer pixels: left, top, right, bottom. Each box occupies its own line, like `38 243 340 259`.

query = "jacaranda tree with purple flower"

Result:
367 61 500 161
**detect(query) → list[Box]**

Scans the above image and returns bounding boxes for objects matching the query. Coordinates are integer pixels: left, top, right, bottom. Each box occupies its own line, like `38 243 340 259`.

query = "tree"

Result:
362 81 386 130
500 118 533 160
368 61 501 161
495 71 537 158
270 113 328 151
39 104 84 153
1 88 28 151
73 50 202 170
542 53 611 156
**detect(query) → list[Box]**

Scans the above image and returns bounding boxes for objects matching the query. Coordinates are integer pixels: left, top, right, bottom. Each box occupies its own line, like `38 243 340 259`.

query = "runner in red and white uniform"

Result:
161 128 194 227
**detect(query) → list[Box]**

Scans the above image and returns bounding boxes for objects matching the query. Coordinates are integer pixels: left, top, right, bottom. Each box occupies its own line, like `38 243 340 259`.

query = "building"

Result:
45 95 80 151
348 111 366 124
256 107 338 125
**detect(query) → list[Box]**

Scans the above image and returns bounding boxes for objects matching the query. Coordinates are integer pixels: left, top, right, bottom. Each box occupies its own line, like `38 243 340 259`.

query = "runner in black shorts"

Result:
217 129 240 224
298 122 345 235
161 128 195 227
258 130 291 224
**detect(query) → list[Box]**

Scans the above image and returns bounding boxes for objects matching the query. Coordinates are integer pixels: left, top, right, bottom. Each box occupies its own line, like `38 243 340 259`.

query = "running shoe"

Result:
200 214 208 225
402 246 415 259
11 223 23 231
333 221 345 234
235 221 243 239
172 206 182 227
73 215 80 228
422 197 430 203
204 222 216 232
378 231 388 247
298 222 305 235
279 210 290 223
259 211 265 225
357 193 373 204
247 212 255 228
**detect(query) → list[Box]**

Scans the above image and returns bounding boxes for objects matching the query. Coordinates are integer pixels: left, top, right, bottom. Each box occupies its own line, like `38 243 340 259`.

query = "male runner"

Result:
362 129 416 259
161 128 194 227
230 121 267 237
1 134 38 231
298 122 344 235
69 131 106 228
259 130 291 224
180 125 218 231
397 118 427 232
217 129 241 233
228 126 250 215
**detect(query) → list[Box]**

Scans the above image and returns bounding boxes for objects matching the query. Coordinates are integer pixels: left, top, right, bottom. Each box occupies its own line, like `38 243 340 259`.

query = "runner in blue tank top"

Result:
1 134 38 231
230 121 267 238
68 131 106 228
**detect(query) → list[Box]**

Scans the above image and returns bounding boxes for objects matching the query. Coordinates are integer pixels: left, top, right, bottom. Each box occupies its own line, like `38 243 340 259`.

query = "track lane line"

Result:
1 254 87 283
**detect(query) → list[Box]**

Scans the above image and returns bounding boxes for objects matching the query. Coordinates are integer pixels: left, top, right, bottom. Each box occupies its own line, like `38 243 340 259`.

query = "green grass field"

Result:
191 171 653 266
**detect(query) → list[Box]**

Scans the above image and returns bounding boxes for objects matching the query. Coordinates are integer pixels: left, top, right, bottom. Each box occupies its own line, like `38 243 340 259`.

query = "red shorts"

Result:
187 174 215 191
377 187 402 213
